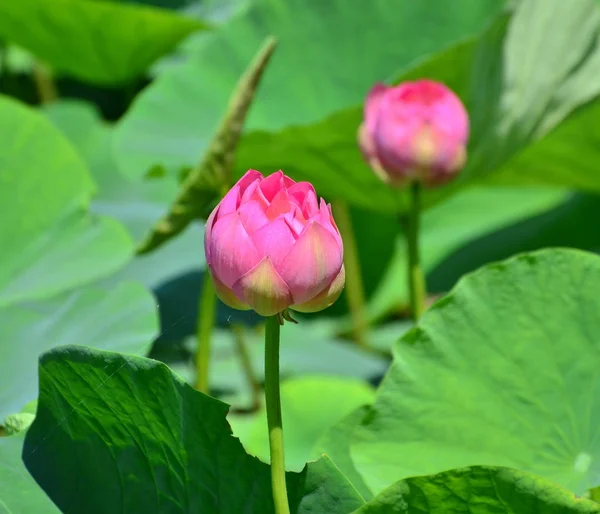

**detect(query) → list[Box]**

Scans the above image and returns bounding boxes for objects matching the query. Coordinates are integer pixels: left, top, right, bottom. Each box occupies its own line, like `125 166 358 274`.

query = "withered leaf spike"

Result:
136 36 278 255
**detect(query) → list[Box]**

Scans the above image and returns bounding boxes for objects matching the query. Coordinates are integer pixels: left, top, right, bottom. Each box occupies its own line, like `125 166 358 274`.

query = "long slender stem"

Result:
231 324 262 412
195 272 217 393
405 181 426 321
264 315 290 514
332 200 369 349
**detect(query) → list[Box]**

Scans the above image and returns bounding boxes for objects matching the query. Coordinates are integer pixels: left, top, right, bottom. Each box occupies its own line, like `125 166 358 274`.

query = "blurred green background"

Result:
3 0 600 511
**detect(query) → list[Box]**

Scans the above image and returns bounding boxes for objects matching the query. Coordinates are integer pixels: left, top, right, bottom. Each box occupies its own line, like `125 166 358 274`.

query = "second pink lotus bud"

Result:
359 79 469 187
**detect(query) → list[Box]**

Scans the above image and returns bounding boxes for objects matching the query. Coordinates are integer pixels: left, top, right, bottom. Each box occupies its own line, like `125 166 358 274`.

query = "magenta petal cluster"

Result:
204 170 345 316
359 79 469 187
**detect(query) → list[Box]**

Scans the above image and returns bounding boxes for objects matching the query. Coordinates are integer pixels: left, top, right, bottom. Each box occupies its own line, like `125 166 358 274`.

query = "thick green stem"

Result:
264 315 290 514
231 324 262 412
332 200 369 349
405 181 426 321
195 273 217 393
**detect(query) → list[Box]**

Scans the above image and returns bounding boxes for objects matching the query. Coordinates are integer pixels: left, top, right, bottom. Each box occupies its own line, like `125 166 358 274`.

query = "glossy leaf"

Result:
0 434 59 514
0 0 206 84
234 0 600 211
0 283 157 421
113 0 506 183
115 0 600 214
23 346 364 514
351 466 600 514
313 406 374 501
0 96 132 307
352 249 600 496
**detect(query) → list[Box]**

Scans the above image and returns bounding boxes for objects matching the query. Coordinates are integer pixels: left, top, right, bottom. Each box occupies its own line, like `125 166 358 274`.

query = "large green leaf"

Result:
0 282 157 421
0 0 207 84
23 346 364 514
116 0 600 214
0 434 59 514
364 186 567 321
43 100 204 289
313 407 374 501
235 0 600 212
0 95 132 307
228 377 374 471
351 466 600 514
352 249 600 496
113 0 506 182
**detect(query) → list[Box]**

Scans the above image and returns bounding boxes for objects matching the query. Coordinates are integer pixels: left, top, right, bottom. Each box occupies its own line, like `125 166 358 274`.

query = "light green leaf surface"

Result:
0 434 59 514
313 406 374 501
23 346 364 514
351 466 600 514
113 0 506 184
44 100 204 289
228 377 374 471
365 186 567 320
0 96 132 307
116 0 600 214
0 0 207 84
0 282 157 421
234 0 600 212
352 249 600 496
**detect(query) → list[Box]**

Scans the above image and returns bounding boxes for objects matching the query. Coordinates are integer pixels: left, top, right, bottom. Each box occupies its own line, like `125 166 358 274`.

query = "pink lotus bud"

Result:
358 79 469 187
204 170 345 316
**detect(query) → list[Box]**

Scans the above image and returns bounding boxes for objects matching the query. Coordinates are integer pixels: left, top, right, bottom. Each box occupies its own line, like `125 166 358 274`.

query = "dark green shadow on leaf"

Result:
22 346 364 513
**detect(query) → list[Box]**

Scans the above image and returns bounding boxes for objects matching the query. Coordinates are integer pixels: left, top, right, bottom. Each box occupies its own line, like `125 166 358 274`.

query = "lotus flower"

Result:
204 170 345 316
359 79 469 187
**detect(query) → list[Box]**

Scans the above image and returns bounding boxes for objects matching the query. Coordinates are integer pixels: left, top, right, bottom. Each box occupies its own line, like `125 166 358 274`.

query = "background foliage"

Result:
3 0 600 512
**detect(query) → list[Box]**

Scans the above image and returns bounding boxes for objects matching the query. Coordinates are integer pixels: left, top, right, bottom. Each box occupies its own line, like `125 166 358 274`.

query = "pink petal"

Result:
284 210 305 238
266 189 293 220
287 181 315 207
204 203 219 264
327 203 341 236
241 179 268 210
291 264 345 313
301 188 319 218
364 83 390 134
236 169 265 195
237 200 269 235
251 218 296 268
282 172 296 189
233 258 293 316
277 220 344 304
316 199 342 247
259 171 286 202
209 212 261 288
210 269 251 311
218 184 241 216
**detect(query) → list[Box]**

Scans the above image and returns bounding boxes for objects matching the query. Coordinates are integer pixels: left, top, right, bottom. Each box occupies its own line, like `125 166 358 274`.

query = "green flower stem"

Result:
32 62 57 104
405 181 426 321
331 200 369 349
231 324 262 412
195 272 217 394
264 315 290 514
